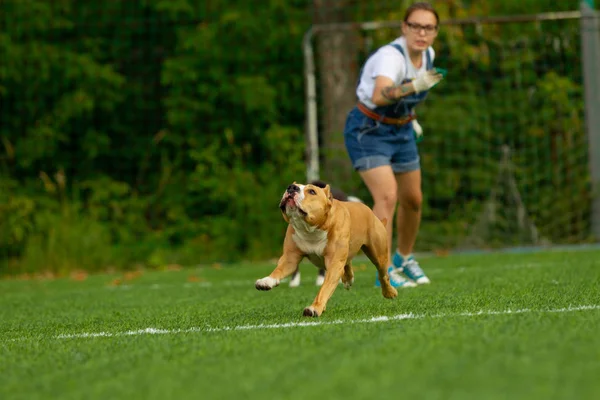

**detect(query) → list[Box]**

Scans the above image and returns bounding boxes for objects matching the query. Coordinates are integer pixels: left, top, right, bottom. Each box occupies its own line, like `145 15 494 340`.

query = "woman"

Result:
343 2 444 288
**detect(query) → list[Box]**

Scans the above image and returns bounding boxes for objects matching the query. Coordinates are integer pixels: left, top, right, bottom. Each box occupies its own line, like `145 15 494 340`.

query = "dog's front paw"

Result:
302 306 321 317
255 277 280 291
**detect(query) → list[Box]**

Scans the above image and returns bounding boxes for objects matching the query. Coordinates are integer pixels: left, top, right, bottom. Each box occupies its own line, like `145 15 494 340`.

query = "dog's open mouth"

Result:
279 195 307 216
296 206 308 216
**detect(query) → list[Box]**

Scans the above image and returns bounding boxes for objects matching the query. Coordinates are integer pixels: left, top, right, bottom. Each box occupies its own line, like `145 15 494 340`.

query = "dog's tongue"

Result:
286 197 296 207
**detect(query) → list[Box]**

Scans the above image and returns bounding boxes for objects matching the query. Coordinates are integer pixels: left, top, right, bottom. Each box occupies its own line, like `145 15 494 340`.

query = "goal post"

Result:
581 0 600 239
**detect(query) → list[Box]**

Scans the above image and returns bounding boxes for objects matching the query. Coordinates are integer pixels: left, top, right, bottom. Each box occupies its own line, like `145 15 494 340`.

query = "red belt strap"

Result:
357 102 415 125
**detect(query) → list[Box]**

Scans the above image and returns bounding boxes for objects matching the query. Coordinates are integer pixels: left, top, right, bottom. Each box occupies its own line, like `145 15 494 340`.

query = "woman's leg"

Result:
393 168 430 284
359 165 397 258
395 169 422 256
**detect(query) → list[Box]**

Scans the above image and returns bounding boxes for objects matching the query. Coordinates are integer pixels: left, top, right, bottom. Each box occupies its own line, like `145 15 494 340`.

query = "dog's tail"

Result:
379 217 387 228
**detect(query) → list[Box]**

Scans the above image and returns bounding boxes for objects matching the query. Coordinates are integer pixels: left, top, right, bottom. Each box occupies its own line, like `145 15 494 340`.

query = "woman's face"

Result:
402 9 439 52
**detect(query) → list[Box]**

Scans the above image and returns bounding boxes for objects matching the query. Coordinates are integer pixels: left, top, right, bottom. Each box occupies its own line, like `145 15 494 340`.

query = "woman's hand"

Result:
412 69 444 93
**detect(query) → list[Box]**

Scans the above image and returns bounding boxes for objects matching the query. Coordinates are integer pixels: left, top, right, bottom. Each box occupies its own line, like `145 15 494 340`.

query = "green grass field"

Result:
1 249 600 400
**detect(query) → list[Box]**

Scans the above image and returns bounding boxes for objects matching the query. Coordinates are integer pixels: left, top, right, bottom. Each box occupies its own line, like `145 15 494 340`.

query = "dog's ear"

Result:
311 180 328 189
324 184 332 202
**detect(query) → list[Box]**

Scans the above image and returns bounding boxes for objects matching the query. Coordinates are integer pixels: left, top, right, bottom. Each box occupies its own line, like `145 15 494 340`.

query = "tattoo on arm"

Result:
381 83 413 103
381 87 396 102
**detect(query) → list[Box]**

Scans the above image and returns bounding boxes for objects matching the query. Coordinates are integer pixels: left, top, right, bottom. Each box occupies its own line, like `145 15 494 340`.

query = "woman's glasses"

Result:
405 21 438 35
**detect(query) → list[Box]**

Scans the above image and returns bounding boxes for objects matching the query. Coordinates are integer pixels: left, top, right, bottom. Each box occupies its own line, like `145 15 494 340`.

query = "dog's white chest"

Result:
292 228 328 256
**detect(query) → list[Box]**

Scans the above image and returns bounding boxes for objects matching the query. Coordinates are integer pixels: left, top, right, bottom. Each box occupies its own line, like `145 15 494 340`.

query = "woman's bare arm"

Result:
371 76 416 106
370 70 444 106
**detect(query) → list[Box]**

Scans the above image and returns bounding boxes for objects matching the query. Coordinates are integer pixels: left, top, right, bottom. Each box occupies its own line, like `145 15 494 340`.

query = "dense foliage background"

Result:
0 0 595 274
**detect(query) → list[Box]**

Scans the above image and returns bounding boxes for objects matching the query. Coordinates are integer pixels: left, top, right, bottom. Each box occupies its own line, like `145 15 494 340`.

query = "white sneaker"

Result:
375 266 417 288
395 254 430 285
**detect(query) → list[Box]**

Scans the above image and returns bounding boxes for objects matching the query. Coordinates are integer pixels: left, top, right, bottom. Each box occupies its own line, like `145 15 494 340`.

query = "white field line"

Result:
5 304 596 342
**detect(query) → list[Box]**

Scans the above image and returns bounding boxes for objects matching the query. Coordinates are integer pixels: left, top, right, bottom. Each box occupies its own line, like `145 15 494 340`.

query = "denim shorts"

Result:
343 106 420 173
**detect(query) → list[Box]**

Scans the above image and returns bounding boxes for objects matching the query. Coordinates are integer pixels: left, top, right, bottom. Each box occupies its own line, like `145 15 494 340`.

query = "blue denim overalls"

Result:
343 42 434 173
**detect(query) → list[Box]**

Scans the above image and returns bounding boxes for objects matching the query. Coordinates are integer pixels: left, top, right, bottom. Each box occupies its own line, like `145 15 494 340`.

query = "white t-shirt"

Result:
356 36 435 109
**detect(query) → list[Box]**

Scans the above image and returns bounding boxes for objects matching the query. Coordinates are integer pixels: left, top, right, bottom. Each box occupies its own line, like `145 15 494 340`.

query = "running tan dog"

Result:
255 182 398 317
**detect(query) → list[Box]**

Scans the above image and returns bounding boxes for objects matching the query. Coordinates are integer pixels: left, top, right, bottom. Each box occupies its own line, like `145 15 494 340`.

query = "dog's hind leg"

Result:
341 262 354 290
289 267 301 287
315 268 325 286
363 231 398 299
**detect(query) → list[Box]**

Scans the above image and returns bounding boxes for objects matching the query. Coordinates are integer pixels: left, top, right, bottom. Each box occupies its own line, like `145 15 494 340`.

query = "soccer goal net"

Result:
304 12 597 252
